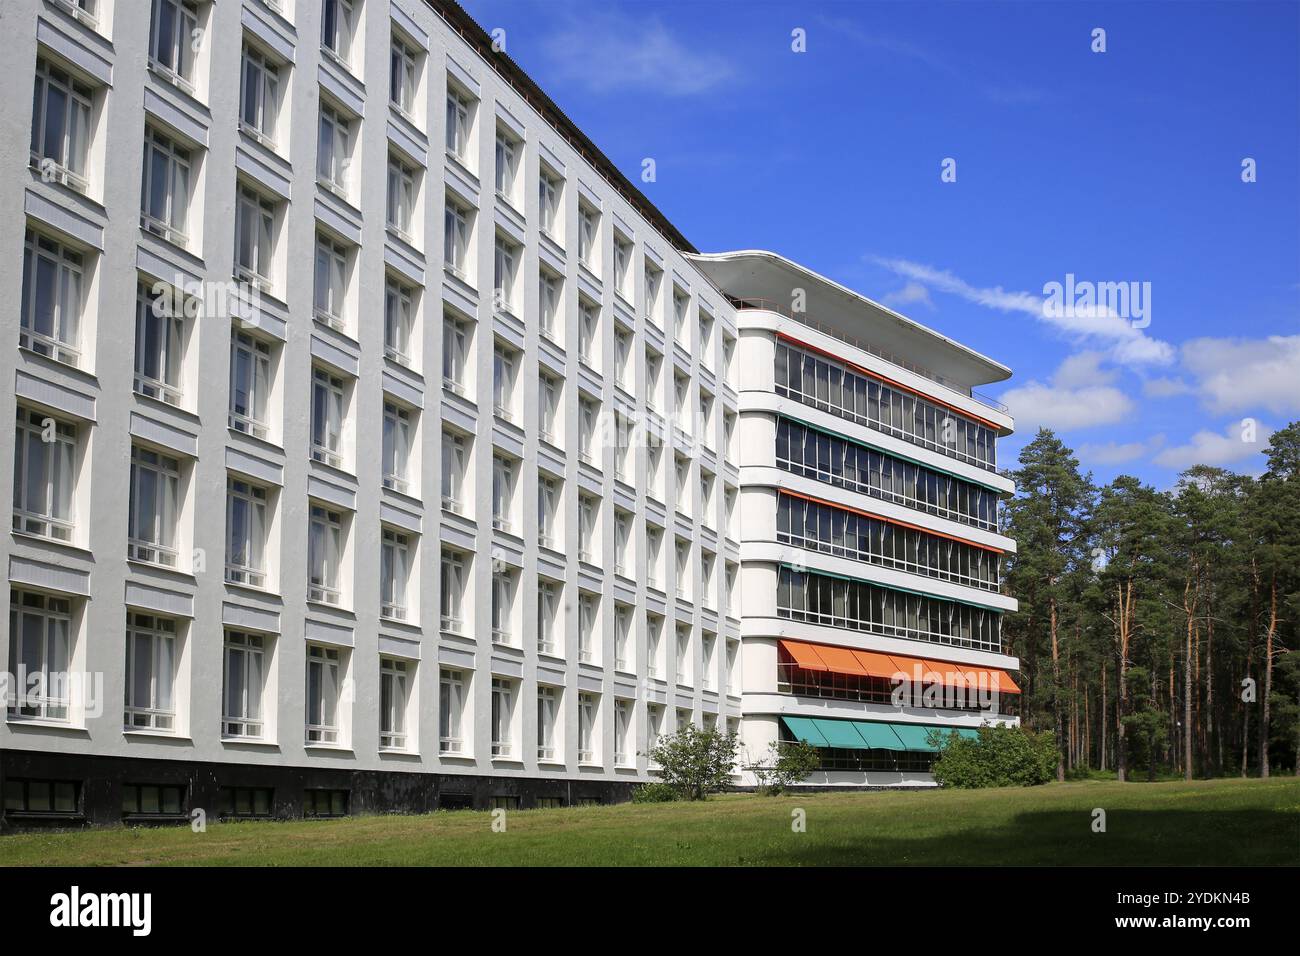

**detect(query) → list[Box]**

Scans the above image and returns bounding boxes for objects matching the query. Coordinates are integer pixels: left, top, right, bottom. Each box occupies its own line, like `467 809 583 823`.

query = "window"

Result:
614 510 631 576
699 311 714 364
723 334 736 386
239 43 280 146
317 102 351 195
614 603 631 671
614 699 632 766
441 429 467 514
700 551 716 609
676 624 691 685
491 570 515 645
643 265 662 322
537 475 559 549
440 549 466 632
149 0 200 90
310 367 345 468
384 276 415 367
491 677 514 757
579 397 599 465
380 657 410 750
577 591 598 664
380 527 411 620
492 236 519 315
674 454 690 517
439 667 465 753
538 372 560 445
646 704 663 759
442 310 470 393
578 693 598 764
390 32 418 116
702 632 717 690
672 289 689 342
646 613 663 678
222 629 266 738
235 184 276 288
128 446 180 568
382 401 413 494
140 126 191 245
613 235 632 299
219 786 272 818
21 228 84 365
578 300 599 367
494 127 519 203
304 788 348 817
537 686 558 761
305 644 341 743
386 153 417 240
538 168 561 238
30 58 93 192
614 327 632 389
726 639 739 694
700 472 715 525
577 494 597 564
321 0 356 66
443 196 470 279
12 407 76 542
645 350 662 410
313 232 350 331
7 589 72 721
229 331 271 437
492 454 515 532
134 280 184 405
445 85 472 162
674 374 691 432
224 476 267 587
307 504 343 605
700 391 715 447
675 538 691 602
3 779 79 816
121 784 186 817
537 579 559 655
614 414 633 481
645 525 663 590
725 562 738 614
647 441 664 501
539 269 561 341
124 612 177 732
577 203 599 269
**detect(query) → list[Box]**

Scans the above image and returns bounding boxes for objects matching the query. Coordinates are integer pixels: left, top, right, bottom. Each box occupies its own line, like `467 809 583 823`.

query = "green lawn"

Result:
2 777 1296 866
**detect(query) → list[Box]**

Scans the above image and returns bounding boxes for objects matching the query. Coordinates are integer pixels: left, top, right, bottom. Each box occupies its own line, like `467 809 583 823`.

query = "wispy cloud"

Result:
870 256 1176 366
1078 435 1167 466
1142 376 1193 399
1180 335 1300 415
882 281 933 310
1152 421 1274 472
1000 353 1135 431
537 11 738 96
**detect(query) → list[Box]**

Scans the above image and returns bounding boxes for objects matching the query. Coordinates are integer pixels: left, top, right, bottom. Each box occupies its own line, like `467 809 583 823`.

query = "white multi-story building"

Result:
0 0 1016 825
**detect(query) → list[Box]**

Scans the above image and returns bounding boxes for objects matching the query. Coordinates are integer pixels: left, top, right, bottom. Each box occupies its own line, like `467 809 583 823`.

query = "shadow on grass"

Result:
769 809 1300 866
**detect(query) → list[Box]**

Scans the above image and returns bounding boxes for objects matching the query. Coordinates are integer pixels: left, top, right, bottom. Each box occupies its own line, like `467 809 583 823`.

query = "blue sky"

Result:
462 0 1300 487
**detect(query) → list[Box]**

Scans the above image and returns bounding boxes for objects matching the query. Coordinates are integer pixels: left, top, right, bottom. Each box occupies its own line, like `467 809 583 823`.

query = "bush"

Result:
750 740 821 795
630 782 679 804
931 725 1059 788
646 726 738 800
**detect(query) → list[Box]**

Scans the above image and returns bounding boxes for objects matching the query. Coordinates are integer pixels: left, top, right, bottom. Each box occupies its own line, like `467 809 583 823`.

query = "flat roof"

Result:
429 1 698 254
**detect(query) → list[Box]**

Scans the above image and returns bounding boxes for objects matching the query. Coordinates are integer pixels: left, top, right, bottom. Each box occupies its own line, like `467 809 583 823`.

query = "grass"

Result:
1 777 1296 866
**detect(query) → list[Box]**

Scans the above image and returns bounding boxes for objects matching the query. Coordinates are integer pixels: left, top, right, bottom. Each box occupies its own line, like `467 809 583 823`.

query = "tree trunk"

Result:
1100 665 1108 772
1206 612 1215 777
1261 574 1276 778
1116 584 1131 783
1050 594 1065 783
1183 574 1196 781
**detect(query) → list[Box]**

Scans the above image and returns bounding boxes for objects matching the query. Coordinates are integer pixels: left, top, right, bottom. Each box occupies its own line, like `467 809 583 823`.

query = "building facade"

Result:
0 0 1016 827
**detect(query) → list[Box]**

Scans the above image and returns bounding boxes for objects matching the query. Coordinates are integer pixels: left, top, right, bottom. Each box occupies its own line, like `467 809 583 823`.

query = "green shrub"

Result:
630 782 679 804
751 740 821 795
646 726 738 800
931 725 1059 788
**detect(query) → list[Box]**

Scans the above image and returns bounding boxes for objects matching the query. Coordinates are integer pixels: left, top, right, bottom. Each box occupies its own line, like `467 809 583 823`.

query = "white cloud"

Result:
1077 434 1166 466
1152 421 1274 472
1142 376 1192 399
1000 354 1135 431
1180 335 1300 415
882 281 933 310
539 14 737 96
870 257 1176 366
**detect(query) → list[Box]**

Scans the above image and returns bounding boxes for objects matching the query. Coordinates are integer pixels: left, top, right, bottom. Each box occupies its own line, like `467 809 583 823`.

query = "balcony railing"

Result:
728 296 1010 414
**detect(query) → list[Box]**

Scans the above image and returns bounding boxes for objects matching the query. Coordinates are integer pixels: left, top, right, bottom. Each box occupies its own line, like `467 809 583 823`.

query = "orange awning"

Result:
780 639 1021 693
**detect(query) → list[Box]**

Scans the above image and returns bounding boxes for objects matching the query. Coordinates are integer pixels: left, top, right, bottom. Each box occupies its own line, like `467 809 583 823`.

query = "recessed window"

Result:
380 526 412 620
122 783 186 817
578 692 598 764
537 579 560 656
491 569 515 645
307 503 344 605
643 264 662 322
313 232 351 332
441 309 471 394
494 126 520 205
493 342 517 420
382 400 414 494
20 228 85 366
134 279 185 406
493 235 519 314
380 657 411 750
537 474 560 549
675 623 692 686
614 699 633 766
222 629 267 738
317 101 353 197
7 589 73 722
320 0 357 68
4 778 79 816
127 445 181 568
646 613 663 679
305 644 342 744
537 685 558 761
226 476 269 587
614 603 632 671
30 57 94 193
386 152 417 242
538 268 562 342
614 326 632 390
577 202 599 270
149 0 201 93
219 786 272 818
384 276 416 367
234 183 278 290
304 788 348 818
538 167 562 239
124 611 179 732
490 676 515 757
439 667 465 753
140 126 192 246
229 330 272 438
492 453 515 533
577 494 598 564
239 41 282 148
538 372 561 446
440 548 466 633
12 406 77 542
577 590 598 664
445 83 474 164
443 195 471 280
578 299 599 368
613 234 633 300
579 397 599 465
440 428 468 514
390 31 419 117
310 367 346 468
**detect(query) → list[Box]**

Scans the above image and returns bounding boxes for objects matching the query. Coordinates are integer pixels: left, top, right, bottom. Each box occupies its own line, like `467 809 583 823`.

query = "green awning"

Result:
951 727 981 741
890 724 944 752
853 721 908 750
813 718 872 749
780 716 828 747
